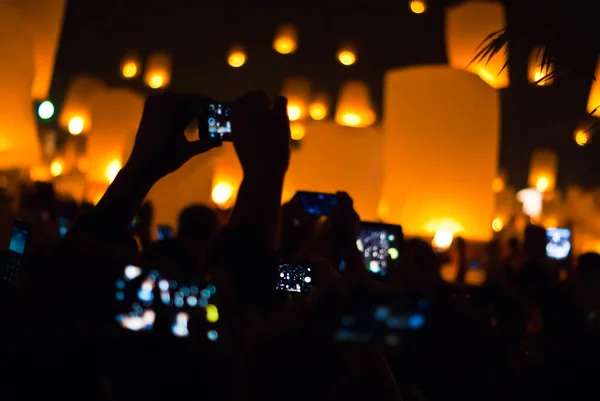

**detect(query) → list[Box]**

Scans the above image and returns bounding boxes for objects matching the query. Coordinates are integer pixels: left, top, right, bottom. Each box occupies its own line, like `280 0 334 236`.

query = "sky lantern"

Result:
492 169 507 193
88 89 144 183
309 91 330 121
273 24 298 55
121 52 141 79
587 57 600 115
144 51 172 89
337 42 357 66
0 4 41 169
8 0 66 100
528 47 554 86
574 128 590 146
528 148 557 193
59 75 107 136
409 0 427 14
445 1 509 89
227 46 246 68
381 65 500 241
334 80 376 128
281 77 312 122
517 188 543 218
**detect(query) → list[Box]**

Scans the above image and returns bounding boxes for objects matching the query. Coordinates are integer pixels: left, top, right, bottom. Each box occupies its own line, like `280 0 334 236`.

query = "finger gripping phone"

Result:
200 103 232 142
276 263 313 293
295 191 338 216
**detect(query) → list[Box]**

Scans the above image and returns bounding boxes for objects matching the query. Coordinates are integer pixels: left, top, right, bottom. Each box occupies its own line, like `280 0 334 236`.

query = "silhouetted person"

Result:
177 204 219 267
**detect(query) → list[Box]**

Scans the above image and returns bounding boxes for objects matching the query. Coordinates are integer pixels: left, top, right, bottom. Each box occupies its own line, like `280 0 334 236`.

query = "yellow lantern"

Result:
574 129 590 146
309 92 330 121
335 81 376 128
410 0 427 14
281 77 312 122
50 158 63 177
59 75 107 135
227 46 246 68
273 24 298 55
9 0 66 100
337 42 357 66
445 1 509 89
528 47 554 86
587 57 600 115
211 181 235 209
88 89 144 183
491 217 503 232
290 122 306 140
0 4 41 169
144 51 172 89
381 65 500 242
121 52 141 79
528 148 557 193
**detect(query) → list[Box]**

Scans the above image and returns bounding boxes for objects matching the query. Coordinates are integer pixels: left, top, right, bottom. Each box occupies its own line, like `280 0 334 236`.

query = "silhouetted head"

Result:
177 204 219 247
523 225 547 260
578 252 600 276
405 238 440 277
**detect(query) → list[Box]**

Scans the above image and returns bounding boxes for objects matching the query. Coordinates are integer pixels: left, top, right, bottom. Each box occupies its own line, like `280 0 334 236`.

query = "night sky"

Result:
49 0 600 190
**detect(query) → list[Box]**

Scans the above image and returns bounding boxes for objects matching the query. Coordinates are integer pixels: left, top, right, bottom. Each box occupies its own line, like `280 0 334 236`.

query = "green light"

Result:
38 101 54 120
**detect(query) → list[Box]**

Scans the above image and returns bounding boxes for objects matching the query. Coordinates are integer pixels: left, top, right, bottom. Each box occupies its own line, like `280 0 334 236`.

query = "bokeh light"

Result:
410 0 427 14
432 230 453 250
68 116 84 135
105 159 121 183
290 123 305 141
273 24 298 54
309 102 327 120
50 159 63 177
148 74 164 89
337 50 356 66
122 61 138 79
535 176 549 192
228 48 246 68
287 105 302 121
212 181 234 209
575 130 589 146
38 100 54 120
492 217 503 232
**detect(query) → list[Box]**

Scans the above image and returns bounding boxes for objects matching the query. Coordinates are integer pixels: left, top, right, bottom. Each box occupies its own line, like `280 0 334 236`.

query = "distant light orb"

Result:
38 101 54 120
148 74 164 89
287 105 302 121
341 113 362 126
492 217 503 232
50 160 63 177
535 176 549 192
212 182 234 209
432 230 453 250
228 51 246 68
290 123 305 141
388 247 399 260
337 50 356 66
68 116 84 135
122 62 138 79
410 0 427 14
309 103 327 120
575 130 589 146
274 37 297 55
492 177 505 193
533 70 547 85
105 160 122 183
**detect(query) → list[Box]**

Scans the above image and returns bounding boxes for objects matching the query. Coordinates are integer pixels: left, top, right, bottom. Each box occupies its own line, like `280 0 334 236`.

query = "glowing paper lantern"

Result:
528 148 557 193
587 57 600 115
410 0 427 14
281 77 312 121
335 81 376 128
87 89 144 183
211 181 235 209
528 47 554 86
227 46 246 68
144 51 172 89
290 123 306 141
574 129 590 146
445 1 509 89
0 4 41 168
517 188 543 218
59 75 107 135
8 0 66 100
50 158 63 177
273 24 298 55
492 170 507 193
121 52 141 79
492 217 503 232
309 92 330 121
337 42 357 66
381 65 500 241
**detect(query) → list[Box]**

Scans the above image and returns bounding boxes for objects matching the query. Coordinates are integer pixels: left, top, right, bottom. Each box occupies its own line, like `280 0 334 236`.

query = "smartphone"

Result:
334 294 429 347
2 219 31 284
131 215 140 229
276 263 313 293
295 191 338 216
200 103 232 142
157 225 174 241
58 217 69 237
356 222 403 277
546 228 571 260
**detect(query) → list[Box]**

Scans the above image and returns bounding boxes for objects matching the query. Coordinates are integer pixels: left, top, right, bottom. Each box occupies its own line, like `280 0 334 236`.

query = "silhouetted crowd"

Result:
1 92 599 401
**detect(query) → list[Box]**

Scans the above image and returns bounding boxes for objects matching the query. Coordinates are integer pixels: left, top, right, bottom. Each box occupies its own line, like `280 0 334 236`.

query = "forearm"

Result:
229 173 285 251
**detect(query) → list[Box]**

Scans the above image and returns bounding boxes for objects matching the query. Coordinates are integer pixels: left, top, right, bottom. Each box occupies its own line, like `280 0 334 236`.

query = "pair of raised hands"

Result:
126 91 291 183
